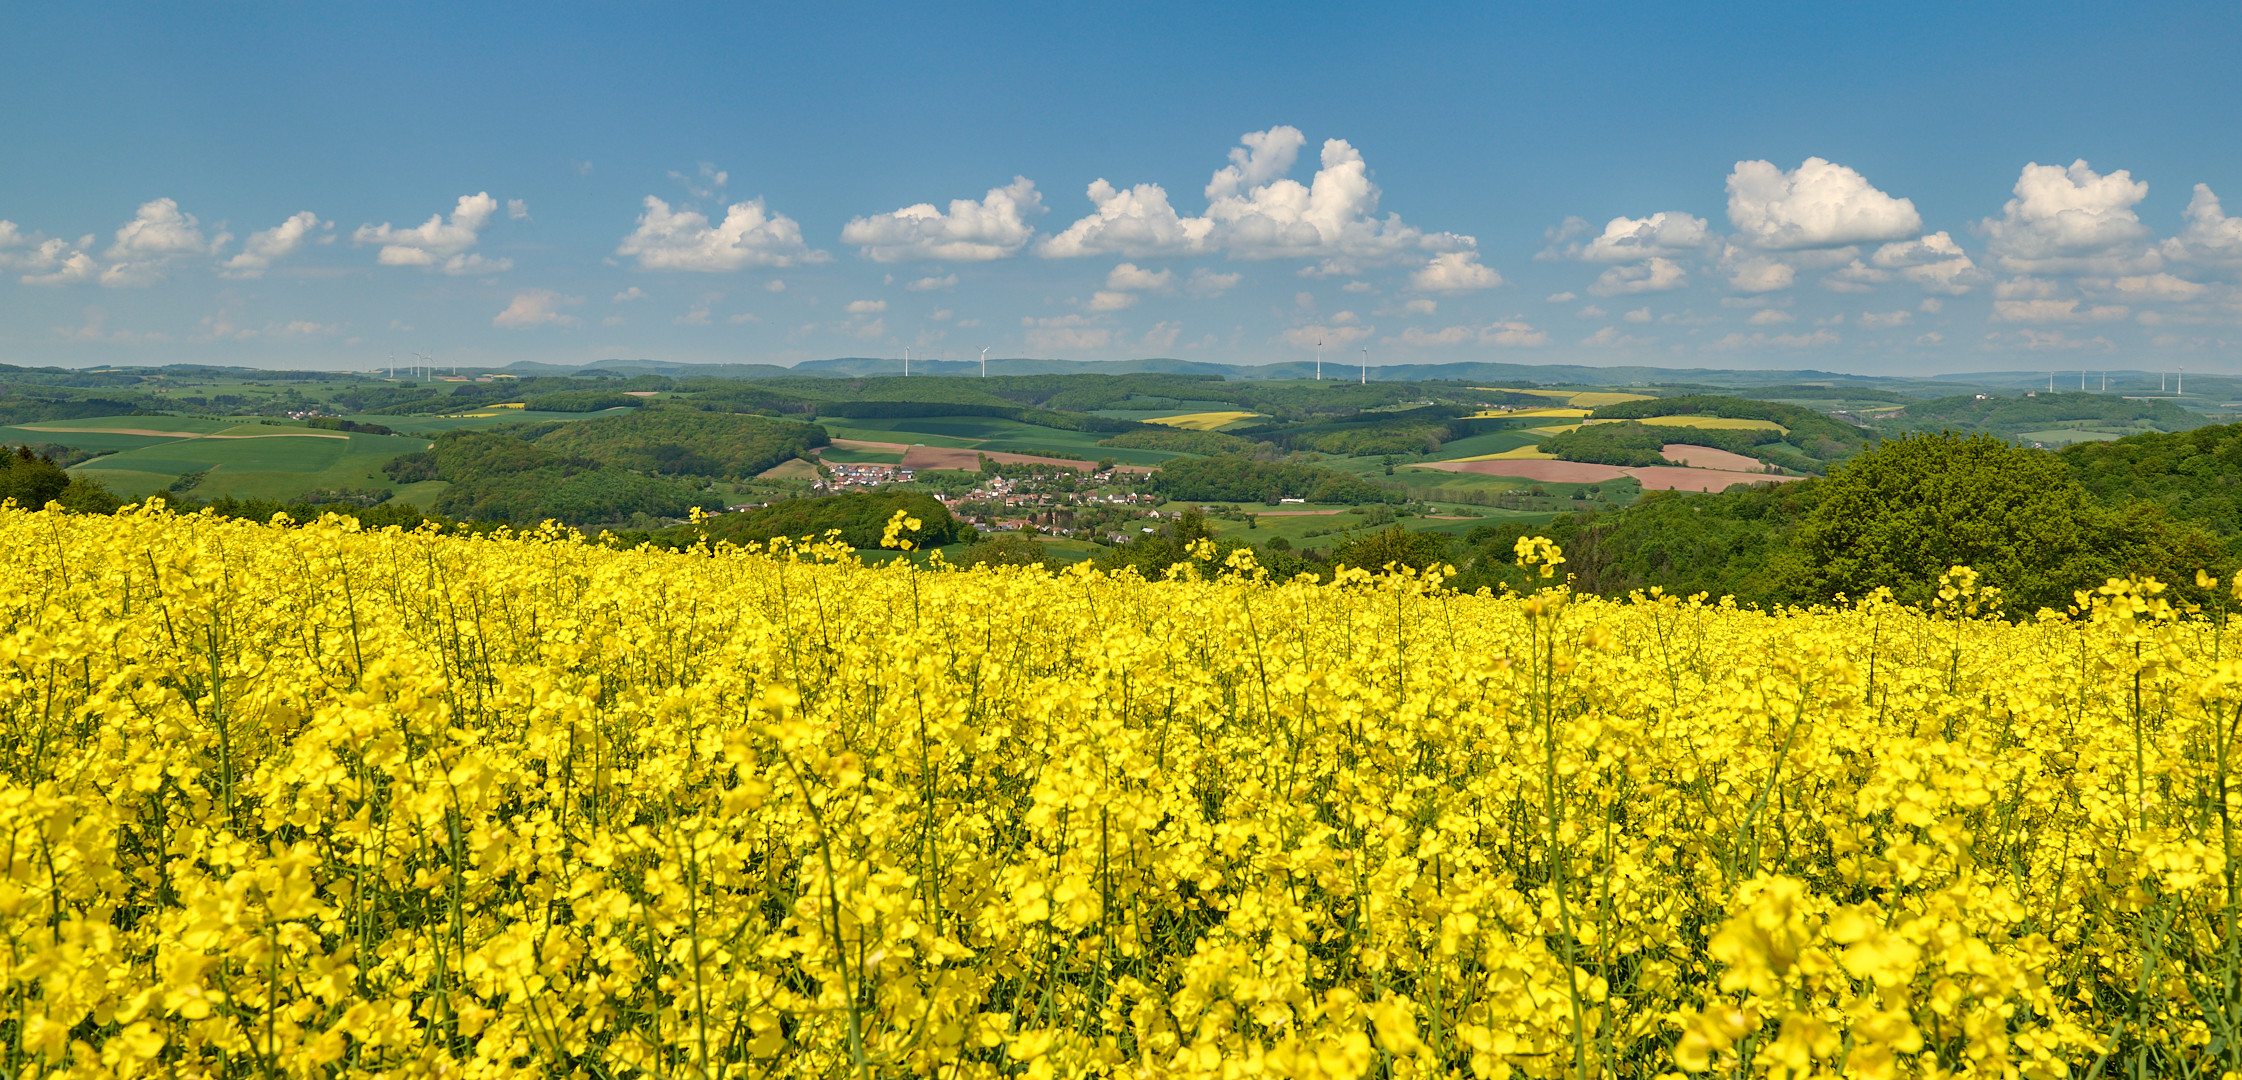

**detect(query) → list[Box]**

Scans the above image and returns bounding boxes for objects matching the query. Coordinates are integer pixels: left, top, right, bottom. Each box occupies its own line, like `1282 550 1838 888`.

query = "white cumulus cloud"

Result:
1991 298 2130 322
1869 231 1986 294
98 198 225 286
841 177 1043 262
1590 257 1688 296
222 211 330 278
1039 126 1471 263
1718 247 1795 293
1036 180 1211 258
905 274 958 292
355 192 512 274
1727 157 1921 250
1561 212 1713 262
1106 262 1176 293
2111 273 2208 302
1410 251 1502 293
1400 319 1548 347
1981 160 2157 275
493 289 582 328
2163 184 2242 269
1088 291 1138 312
106 198 218 260
15 237 101 286
615 196 826 272
845 299 887 314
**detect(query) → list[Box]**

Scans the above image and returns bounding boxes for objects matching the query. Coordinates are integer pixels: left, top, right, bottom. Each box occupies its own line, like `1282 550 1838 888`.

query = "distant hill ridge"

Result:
515 356 1991 389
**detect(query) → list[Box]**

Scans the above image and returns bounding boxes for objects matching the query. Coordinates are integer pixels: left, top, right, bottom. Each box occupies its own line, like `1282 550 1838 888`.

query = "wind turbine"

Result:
980 346 989 377
1360 347 1368 385
903 347 910 377
1315 335 1323 381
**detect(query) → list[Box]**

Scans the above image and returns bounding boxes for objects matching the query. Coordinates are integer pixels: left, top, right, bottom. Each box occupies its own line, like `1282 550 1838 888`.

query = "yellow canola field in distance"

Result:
1475 387 1657 408
1565 390 1657 407
1468 407 1591 419
1634 414 1789 433
0 504 2228 1077
1144 410 1260 430
1450 444 1559 461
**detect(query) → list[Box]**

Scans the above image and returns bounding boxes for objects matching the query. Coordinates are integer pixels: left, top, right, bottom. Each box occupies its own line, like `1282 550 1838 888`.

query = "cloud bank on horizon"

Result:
10 132 2237 369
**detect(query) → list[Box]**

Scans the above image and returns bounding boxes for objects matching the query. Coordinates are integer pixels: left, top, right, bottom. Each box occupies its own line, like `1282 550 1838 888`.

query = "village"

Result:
799 458 1170 542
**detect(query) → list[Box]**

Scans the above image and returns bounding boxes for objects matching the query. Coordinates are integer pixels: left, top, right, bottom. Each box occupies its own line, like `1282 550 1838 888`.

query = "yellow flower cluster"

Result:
3 501 2240 1078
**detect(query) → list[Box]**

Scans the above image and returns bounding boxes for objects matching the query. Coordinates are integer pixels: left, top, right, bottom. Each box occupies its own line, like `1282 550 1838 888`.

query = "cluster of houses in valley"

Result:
812 463 917 490
788 458 1185 541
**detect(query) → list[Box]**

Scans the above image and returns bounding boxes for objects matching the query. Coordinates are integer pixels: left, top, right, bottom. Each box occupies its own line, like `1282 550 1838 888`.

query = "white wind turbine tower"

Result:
1315 335 1323 381
1360 347 1368 385
903 347 910 377
980 346 989 377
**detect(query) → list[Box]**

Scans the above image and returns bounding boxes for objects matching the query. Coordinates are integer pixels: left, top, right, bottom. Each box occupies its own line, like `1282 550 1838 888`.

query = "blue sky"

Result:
3 1 2239 374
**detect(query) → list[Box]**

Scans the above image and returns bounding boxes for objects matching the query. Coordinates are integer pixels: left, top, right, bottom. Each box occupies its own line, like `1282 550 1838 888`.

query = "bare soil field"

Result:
1658 443 1765 471
1412 459 1633 483
1412 457 1800 493
1622 466 1800 492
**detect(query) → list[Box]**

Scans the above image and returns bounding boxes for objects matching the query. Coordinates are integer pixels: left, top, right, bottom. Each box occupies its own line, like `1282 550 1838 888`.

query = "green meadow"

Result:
63 422 434 501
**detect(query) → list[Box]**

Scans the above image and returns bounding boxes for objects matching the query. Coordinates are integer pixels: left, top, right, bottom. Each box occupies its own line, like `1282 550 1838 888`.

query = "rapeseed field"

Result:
4 501 2240 1078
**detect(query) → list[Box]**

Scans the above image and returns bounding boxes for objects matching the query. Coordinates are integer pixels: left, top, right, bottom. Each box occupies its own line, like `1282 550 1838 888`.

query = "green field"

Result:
67 425 434 501
815 444 904 464
816 416 1185 466
3 427 187 454
1425 429 1545 460
2013 428 2125 446
815 419 981 447
348 409 628 435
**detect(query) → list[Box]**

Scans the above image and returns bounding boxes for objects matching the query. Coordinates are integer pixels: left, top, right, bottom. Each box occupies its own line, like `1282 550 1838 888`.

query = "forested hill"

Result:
2062 422 2242 539
1457 424 2242 614
1583 393 1876 470
1873 391 2203 437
